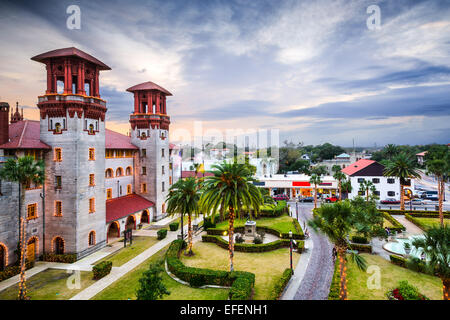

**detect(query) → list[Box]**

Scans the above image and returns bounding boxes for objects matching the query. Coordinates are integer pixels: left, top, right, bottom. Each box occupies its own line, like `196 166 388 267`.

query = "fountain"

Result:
383 234 426 259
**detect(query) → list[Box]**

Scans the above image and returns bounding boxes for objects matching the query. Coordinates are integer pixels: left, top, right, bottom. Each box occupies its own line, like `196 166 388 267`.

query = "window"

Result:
142 167 146 175
161 148 165 158
89 198 95 213
141 149 146 157
105 150 113 158
54 148 62 162
126 166 132 176
89 174 95 186
27 204 38 220
387 191 395 197
162 181 165 192
89 231 96 246
387 178 395 184
116 167 123 177
358 191 365 196
89 124 94 134
55 176 62 189
374 191 380 196
106 188 112 200
169 176 172 185
105 168 113 178
357 178 365 183
55 201 62 217
142 183 147 193
162 165 165 175
372 178 380 184
127 184 132 195
55 123 62 133
125 150 133 157
89 148 95 160
119 185 122 196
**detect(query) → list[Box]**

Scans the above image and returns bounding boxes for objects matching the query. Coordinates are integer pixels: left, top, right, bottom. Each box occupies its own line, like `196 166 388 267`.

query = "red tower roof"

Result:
341 159 376 176
0 120 51 150
31 47 111 70
105 129 138 150
126 81 172 96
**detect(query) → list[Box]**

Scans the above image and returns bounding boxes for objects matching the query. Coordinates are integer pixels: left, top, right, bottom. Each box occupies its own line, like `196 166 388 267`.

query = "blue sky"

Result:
0 0 449 147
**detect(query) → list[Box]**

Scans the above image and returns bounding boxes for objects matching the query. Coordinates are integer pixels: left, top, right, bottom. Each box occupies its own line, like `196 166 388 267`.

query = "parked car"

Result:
299 196 314 202
406 199 424 205
273 194 289 201
325 196 338 203
421 191 438 199
380 198 401 204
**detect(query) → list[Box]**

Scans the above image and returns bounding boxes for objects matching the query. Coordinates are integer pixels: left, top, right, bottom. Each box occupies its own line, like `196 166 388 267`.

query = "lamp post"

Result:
295 199 299 221
289 230 293 273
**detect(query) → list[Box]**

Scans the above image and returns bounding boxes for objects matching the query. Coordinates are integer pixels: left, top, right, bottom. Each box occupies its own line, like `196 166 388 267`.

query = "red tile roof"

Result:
0 120 51 150
106 194 154 222
126 81 172 96
181 171 214 178
105 129 138 150
341 159 376 176
31 47 111 70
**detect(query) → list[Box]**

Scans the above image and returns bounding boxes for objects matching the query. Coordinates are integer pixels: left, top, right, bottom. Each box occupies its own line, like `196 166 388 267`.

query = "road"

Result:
289 202 334 300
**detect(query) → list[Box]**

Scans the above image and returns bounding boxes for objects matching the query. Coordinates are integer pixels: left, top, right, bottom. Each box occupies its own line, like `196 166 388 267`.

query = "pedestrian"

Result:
332 246 337 261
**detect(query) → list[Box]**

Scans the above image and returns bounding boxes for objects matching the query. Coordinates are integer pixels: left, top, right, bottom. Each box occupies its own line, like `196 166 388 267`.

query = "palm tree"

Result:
426 159 449 227
199 162 263 271
383 153 421 211
359 180 376 202
166 178 200 255
341 179 352 200
0 155 45 300
384 144 399 160
411 225 449 300
333 170 346 201
310 174 322 209
308 201 367 300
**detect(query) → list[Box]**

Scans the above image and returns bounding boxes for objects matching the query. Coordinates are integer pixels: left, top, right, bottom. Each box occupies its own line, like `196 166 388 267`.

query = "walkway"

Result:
393 215 423 235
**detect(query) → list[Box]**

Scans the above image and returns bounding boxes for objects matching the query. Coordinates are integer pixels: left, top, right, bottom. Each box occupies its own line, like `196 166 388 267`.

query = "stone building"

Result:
0 47 172 268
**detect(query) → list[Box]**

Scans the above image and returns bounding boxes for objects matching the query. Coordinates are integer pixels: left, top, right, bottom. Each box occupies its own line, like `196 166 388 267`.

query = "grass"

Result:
0 269 96 300
180 242 300 300
346 254 443 300
383 218 395 228
92 244 229 300
95 236 157 267
215 214 297 234
414 217 449 229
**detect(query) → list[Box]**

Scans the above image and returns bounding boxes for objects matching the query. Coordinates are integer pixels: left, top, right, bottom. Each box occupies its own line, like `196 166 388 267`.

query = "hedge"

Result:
207 224 304 240
202 234 304 253
157 229 168 240
0 261 35 282
379 209 449 216
328 258 340 300
382 212 406 232
404 213 445 231
169 222 180 231
165 240 255 300
271 268 293 300
349 243 372 253
389 254 431 275
93 260 112 280
350 235 368 244
42 253 77 263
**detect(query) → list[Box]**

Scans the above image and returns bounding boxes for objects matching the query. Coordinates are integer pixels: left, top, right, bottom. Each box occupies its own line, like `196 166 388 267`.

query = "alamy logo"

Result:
66 5 81 30
366 5 381 30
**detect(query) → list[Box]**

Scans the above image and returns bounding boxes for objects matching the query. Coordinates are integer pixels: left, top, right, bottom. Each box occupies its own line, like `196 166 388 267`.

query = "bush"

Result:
386 280 430 300
349 243 372 253
206 225 304 240
379 209 450 216
271 268 293 300
92 261 112 280
157 229 168 240
350 235 368 244
235 233 245 244
136 262 170 300
0 261 35 282
42 253 77 263
382 212 406 232
389 254 406 267
253 236 263 244
169 222 179 231
203 217 217 229
328 258 341 300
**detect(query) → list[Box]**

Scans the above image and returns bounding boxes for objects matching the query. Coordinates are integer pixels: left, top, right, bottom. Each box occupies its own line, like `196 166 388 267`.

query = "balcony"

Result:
38 94 107 107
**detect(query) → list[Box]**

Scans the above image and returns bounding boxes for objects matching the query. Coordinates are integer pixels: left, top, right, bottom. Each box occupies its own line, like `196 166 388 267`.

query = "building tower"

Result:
10 102 23 123
127 81 171 221
31 47 110 258
0 102 9 146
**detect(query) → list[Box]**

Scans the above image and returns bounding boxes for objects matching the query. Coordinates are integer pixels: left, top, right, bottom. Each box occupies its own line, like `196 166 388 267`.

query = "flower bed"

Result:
386 280 430 300
41 253 77 263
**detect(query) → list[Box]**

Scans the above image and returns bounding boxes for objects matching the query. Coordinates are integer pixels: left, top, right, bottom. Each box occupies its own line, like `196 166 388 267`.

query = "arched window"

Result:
126 166 132 176
89 231 96 246
55 123 62 133
116 167 124 177
89 124 94 134
0 242 8 271
53 236 64 254
105 168 113 178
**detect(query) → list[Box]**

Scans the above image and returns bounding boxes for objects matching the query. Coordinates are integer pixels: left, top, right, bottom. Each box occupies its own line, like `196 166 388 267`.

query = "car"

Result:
406 199 424 205
325 196 338 203
421 191 438 199
380 198 401 204
273 194 289 201
300 196 314 202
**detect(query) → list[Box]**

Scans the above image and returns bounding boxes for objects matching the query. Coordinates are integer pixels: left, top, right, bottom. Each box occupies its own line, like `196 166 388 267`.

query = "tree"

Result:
308 201 368 300
384 144 399 160
309 174 322 209
166 178 200 255
341 179 352 200
0 156 45 300
199 162 263 271
332 168 346 201
136 262 170 300
383 153 421 210
359 180 376 202
426 159 449 227
411 225 450 300
311 165 328 176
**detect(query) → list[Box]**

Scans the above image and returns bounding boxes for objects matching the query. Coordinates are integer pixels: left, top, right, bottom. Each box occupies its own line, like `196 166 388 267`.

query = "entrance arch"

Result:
27 237 38 262
107 221 120 243
140 210 150 224
126 215 136 230
53 236 64 254
0 243 7 271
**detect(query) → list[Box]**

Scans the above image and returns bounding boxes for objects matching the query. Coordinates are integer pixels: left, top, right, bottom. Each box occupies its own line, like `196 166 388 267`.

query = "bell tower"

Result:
127 81 171 221
31 47 110 258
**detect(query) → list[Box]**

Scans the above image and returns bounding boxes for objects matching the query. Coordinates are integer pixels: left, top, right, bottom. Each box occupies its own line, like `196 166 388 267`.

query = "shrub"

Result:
271 268 293 300
253 236 263 244
136 262 170 300
328 258 340 300
382 212 406 232
203 217 217 229
350 235 368 244
92 261 112 280
0 261 34 282
389 254 406 267
42 253 77 263
235 233 245 244
386 280 430 300
157 229 168 240
349 243 372 253
169 222 179 231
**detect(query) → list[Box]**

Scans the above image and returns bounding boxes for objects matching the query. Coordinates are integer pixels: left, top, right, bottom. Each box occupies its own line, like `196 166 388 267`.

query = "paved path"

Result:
291 203 334 300
393 215 423 235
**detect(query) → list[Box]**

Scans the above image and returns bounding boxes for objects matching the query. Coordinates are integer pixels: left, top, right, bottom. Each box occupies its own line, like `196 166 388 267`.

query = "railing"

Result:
38 94 106 106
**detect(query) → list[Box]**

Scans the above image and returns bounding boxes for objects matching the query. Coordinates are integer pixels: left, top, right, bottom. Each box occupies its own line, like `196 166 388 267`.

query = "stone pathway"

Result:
393 215 423 235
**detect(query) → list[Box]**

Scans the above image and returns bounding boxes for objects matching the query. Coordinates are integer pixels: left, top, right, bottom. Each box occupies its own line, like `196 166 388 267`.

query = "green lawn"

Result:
95 236 157 267
0 268 96 300
215 214 297 234
181 242 300 300
92 244 229 300
414 217 449 229
346 254 443 300
383 218 395 228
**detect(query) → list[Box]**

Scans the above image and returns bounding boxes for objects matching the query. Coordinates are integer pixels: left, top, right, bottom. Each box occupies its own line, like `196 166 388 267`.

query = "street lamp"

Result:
295 199 299 220
289 230 293 274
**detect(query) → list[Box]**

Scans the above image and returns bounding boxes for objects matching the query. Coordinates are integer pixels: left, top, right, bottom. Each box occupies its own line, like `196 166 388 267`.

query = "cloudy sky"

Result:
0 0 449 147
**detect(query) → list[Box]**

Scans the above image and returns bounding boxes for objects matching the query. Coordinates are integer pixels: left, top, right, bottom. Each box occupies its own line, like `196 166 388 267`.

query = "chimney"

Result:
0 102 10 145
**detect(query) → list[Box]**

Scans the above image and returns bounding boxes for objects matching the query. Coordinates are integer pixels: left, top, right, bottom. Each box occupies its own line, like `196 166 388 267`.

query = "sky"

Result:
0 0 449 147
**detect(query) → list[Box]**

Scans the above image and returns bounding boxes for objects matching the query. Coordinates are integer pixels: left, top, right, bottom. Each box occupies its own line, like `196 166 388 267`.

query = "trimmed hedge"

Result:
202 234 304 253
271 268 293 300
42 253 77 263
350 235 368 244
389 254 430 275
349 243 372 253
203 217 217 230
157 228 168 240
390 254 407 267
207 224 304 240
379 209 449 216
93 260 112 280
169 222 180 231
382 211 406 232
165 240 255 300
328 258 340 300
0 261 35 282
404 212 446 231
